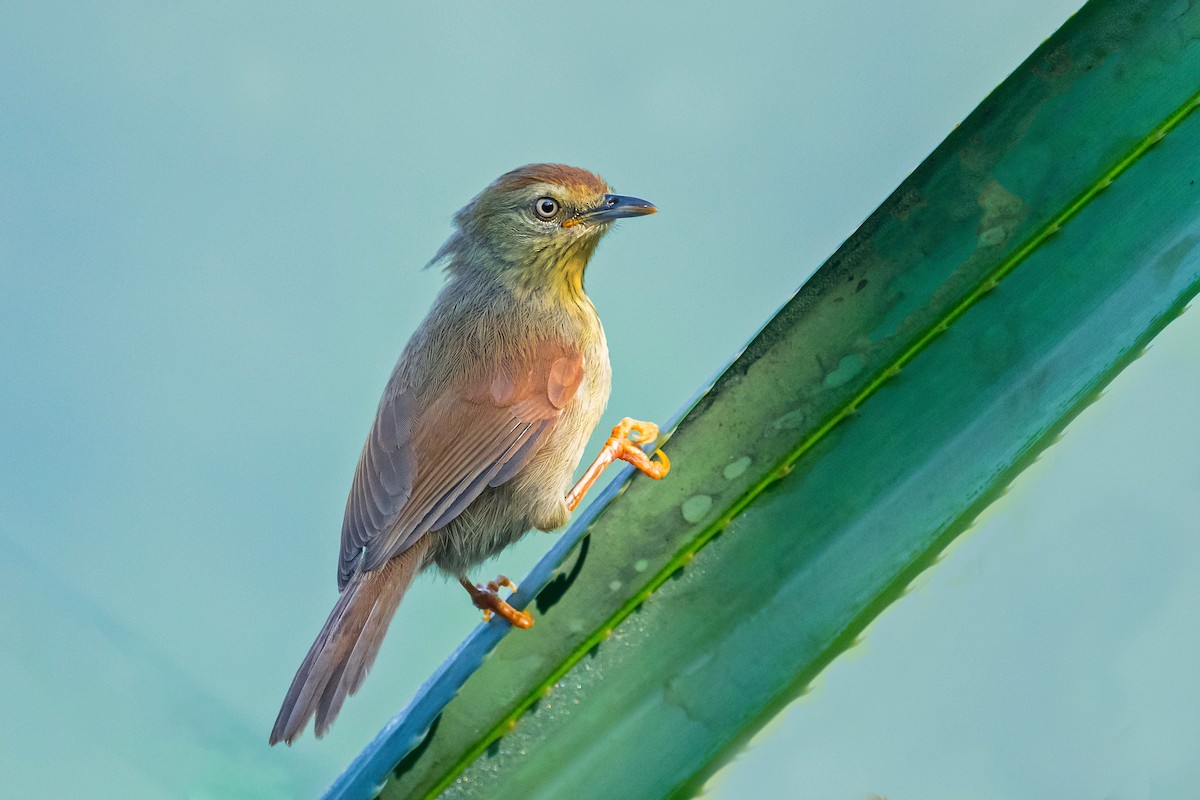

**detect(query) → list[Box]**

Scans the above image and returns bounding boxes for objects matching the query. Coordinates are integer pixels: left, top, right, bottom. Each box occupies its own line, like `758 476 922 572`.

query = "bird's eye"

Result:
534 197 560 220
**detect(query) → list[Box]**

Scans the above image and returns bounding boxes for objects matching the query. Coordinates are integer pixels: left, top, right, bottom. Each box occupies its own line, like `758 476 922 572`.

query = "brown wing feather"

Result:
337 343 584 588
339 390 417 583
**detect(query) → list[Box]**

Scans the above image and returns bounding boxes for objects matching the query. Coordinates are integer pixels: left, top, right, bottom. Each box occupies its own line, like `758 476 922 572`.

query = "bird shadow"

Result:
534 534 590 614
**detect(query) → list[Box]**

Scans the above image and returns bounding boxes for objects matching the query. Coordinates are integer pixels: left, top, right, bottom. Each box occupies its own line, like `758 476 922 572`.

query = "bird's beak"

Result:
563 194 657 227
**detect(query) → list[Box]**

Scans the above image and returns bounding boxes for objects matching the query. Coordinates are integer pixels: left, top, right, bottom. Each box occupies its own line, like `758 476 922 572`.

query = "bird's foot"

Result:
565 417 671 511
609 417 670 480
458 575 534 629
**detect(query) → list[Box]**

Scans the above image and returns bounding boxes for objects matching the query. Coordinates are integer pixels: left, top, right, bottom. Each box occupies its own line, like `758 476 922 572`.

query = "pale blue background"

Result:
3 2 1197 798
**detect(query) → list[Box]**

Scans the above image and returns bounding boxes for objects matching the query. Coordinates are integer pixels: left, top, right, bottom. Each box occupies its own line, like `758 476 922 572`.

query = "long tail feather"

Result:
269 540 429 746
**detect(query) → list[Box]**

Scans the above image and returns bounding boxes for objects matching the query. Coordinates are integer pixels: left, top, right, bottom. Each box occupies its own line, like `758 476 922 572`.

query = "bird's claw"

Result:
485 576 518 594
463 574 534 629
609 418 671 480
615 440 670 479
612 417 659 446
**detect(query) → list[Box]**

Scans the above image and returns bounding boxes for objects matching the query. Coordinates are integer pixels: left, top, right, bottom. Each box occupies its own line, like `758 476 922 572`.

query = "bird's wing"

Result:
337 342 585 589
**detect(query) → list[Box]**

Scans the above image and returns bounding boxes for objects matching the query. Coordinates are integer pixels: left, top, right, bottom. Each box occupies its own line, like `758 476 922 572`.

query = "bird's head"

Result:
432 163 656 299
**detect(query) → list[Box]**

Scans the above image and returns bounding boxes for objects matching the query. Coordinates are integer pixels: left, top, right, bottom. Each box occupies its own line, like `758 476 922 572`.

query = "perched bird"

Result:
270 164 670 745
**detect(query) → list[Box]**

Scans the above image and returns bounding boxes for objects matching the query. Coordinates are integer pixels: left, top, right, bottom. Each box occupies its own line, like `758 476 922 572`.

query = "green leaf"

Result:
331 2 1200 797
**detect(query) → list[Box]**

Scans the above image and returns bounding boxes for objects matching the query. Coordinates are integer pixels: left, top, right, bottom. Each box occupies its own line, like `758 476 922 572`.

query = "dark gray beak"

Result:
565 194 657 227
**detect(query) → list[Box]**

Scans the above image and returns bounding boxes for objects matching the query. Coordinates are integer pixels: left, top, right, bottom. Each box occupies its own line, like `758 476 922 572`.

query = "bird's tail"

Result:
270 539 430 746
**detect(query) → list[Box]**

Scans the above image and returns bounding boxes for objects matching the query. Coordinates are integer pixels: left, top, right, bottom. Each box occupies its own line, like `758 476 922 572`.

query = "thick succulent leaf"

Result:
327 1 1200 797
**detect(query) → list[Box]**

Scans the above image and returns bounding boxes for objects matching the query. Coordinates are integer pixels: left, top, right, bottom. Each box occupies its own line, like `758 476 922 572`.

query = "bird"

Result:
269 163 670 745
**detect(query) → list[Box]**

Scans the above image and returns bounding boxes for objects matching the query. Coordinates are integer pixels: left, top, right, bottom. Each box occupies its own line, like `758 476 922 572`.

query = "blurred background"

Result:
3 1 1197 798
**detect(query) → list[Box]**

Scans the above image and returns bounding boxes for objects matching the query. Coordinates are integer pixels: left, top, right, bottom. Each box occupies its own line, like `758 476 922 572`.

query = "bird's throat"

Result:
557 251 590 307
522 236 600 313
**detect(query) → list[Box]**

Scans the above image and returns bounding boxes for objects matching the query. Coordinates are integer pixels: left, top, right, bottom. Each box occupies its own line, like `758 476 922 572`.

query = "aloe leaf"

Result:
328 2 1200 797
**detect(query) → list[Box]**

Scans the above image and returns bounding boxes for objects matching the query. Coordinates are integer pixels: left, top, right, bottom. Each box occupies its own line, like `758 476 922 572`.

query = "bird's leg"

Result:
458 574 534 629
565 417 671 512
457 418 668 629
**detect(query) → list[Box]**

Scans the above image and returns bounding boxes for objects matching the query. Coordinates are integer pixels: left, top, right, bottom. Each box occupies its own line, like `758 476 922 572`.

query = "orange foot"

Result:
565 417 671 511
610 418 671 479
458 575 534 629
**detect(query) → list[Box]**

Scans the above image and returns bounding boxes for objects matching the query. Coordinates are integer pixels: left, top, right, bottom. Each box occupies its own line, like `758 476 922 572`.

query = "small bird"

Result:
270 164 669 745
